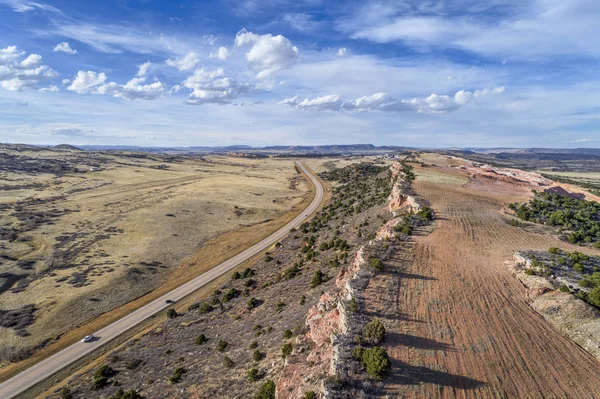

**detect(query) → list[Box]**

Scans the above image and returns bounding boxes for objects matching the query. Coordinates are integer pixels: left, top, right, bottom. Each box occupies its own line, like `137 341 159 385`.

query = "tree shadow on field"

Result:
396 271 436 281
386 332 456 352
383 358 486 392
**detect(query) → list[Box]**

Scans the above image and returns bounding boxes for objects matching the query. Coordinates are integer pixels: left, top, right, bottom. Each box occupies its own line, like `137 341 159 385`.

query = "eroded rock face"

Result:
508 254 600 361
277 162 411 398
388 183 421 215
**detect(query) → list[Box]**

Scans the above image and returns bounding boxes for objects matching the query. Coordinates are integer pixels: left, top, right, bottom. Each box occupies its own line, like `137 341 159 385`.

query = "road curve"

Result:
0 161 324 399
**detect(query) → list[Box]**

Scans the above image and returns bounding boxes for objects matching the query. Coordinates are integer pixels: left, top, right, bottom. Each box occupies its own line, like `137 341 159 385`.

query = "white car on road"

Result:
81 335 94 343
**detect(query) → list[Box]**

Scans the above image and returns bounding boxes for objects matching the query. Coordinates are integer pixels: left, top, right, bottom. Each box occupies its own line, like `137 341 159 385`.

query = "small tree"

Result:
60 387 73 399
311 270 324 288
363 319 385 344
253 349 266 361
248 368 261 382
170 366 186 383
223 356 235 368
369 258 384 271
217 340 229 352
247 297 259 310
255 380 276 399
282 343 293 358
196 334 208 345
166 309 178 319
361 347 391 380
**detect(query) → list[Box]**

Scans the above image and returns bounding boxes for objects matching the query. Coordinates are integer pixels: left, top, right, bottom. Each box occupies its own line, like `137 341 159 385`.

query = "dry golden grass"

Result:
0 150 313 376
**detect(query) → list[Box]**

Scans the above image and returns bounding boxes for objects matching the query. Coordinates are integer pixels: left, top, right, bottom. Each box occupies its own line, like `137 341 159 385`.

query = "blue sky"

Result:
0 0 599 147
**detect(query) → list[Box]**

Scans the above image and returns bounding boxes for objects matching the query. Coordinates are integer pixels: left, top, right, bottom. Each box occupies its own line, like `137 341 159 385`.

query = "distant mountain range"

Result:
1 143 599 156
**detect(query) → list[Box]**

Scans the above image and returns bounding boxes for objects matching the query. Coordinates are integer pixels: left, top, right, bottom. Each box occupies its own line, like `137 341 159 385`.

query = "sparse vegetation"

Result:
363 319 386 344
255 380 276 399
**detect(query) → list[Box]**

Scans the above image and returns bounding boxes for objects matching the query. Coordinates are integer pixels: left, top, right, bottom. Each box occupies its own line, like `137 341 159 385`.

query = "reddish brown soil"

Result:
369 162 600 398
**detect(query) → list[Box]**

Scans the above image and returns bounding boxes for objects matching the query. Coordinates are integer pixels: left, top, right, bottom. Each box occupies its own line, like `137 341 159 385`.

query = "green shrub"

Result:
170 366 185 383
363 319 385 344
304 391 317 399
188 302 201 311
91 376 109 391
282 343 293 358
199 302 213 314
125 358 142 370
196 334 208 345
255 380 276 399
166 309 178 319
311 270 324 288
299 295 306 305
249 340 259 349
223 288 239 302
247 297 259 310
360 347 391 380
283 329 293 339
348 297 358 312
60 387 73 399
110 389 145 399
232 271 241 279
223 356 235 368
253 349 266 362
352 346 364 361
548 247 561 254
369 258 384 271
276 301 286 313
588 287 600 307
217 340 229 352
248 368 261 382
524 269 535 275
559 284 570 293
574 263 585 273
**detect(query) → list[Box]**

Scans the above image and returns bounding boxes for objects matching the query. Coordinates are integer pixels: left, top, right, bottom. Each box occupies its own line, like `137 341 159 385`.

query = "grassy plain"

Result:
0 148 310 371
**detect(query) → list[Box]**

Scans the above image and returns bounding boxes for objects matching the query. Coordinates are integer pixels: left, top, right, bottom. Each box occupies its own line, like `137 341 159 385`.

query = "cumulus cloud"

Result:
53 42 77 54
166 52 200 71
67 71 107 93
19 53 41 68
279 87 505 113
137 61 151 77
67 70 166 100
234 29 300 78
337 48 347 56
39 85 59 92
210 46 229 61
183 67 252 105
0 45 56 91
96 77 167 100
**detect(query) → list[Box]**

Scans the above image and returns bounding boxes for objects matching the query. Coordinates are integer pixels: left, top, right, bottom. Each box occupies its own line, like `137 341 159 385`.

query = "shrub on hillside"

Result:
255 380 276 399
363 319 385 344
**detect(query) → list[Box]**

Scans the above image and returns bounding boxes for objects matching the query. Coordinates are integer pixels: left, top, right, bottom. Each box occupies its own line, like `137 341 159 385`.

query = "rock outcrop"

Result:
276 161 411 398
509 254 600 361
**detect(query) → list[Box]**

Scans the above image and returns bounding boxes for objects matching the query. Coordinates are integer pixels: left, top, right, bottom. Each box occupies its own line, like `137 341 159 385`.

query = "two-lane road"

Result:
0 161 324 399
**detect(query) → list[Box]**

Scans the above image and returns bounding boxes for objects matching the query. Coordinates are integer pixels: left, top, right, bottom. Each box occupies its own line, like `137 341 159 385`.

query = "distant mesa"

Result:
54 144 83 151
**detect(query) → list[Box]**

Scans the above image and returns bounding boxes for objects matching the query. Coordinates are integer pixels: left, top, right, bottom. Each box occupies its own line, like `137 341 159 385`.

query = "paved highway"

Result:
0 161 324 399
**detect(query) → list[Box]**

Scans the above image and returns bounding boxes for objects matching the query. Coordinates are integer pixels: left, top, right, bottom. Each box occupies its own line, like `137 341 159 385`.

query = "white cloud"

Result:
0 46 23 65
279 87 505 113
342 1 600 59
0 46 56 91
137 61 151 77
39 85 59 92
235 29 300 78
67 70 166 100
166 52 200 71
19 53 41 68
67 71 107 94
337 48 347 56
183 67 252 105
210 46 229 61
96 77 167 100
1 0 62 13
53 41 77 54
